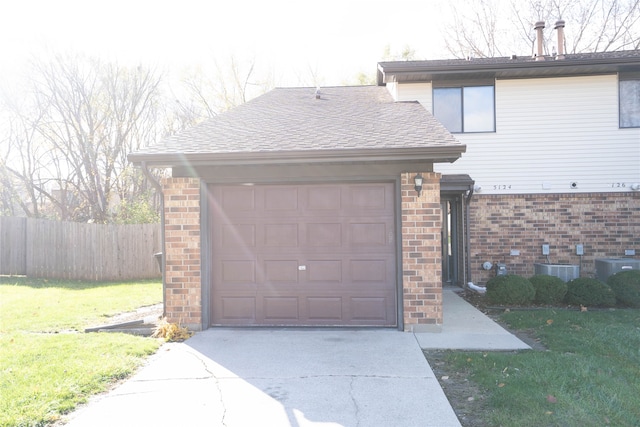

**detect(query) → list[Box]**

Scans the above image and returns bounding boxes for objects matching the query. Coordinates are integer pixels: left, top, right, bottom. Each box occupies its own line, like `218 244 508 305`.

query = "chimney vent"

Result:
554 20 566 60
534 21 546 61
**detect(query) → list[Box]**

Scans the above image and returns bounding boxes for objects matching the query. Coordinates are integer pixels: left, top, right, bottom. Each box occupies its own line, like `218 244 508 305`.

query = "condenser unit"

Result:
595 258 640 282
534 263 580 282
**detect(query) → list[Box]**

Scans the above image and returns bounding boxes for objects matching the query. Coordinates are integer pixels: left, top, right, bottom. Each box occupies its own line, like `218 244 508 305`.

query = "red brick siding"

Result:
162 177 202 329
401 172 443 330
469 192 640 284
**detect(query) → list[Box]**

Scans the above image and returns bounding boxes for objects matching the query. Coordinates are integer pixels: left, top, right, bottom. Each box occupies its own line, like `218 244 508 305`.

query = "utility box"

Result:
495 262 507 276
534 263 580 282
595 258 640 282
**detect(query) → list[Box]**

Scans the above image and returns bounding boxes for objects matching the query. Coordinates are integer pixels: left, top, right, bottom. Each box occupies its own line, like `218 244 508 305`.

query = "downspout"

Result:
141 161 165 317
464 186 474 289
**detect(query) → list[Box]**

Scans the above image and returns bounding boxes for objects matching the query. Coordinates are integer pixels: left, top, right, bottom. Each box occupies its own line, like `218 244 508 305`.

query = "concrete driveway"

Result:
62 329 461 427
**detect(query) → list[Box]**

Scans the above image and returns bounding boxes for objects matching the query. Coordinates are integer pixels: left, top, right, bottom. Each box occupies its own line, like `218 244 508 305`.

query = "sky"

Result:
0 0 452 87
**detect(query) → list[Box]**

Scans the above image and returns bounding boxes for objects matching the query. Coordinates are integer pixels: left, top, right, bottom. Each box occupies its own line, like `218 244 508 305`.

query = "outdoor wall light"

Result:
414 173 423 197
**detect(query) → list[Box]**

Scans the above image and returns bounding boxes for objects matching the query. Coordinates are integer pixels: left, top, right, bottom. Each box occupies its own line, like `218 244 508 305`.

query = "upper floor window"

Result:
433 85 495 133
620 79 640 128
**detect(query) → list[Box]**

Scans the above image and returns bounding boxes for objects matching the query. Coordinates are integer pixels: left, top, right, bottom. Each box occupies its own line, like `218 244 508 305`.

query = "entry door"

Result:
441 197 460 285
209 183 397 326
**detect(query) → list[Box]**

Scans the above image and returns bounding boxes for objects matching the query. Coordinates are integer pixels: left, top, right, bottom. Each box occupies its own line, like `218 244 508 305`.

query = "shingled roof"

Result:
129 86 465 167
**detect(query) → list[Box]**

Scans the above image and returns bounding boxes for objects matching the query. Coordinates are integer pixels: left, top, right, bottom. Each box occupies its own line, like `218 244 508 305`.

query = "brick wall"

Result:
469 192 640 284
162 177 202 330
401 172 443 331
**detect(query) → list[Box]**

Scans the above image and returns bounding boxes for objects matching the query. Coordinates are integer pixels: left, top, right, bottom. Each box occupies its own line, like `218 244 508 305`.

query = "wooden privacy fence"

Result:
0 217 162 281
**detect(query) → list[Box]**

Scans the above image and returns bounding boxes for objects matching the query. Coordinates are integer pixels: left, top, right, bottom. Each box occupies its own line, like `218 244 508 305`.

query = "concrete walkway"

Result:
415 288 531 351
60 288 529 427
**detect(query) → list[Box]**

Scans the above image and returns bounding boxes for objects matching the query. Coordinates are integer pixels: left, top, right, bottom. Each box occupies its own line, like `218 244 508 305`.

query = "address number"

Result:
493 185 512 190
611 183 626 188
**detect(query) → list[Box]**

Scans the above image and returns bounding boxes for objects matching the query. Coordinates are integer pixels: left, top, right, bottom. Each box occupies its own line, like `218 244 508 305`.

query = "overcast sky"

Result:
0 0 452 87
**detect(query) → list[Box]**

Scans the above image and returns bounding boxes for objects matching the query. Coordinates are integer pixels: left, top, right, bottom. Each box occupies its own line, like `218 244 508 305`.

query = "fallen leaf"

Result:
546 319 554 325
498 383 505 388
467 396 475 401
441 376 449 380
545 411 553 415
546 395 557 403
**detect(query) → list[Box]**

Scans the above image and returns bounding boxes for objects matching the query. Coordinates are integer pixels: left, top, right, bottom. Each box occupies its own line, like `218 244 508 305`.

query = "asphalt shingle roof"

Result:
129 86 464 165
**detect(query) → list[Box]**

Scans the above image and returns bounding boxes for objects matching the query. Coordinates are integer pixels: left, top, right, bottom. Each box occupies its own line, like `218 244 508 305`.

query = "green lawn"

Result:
0 277 162 427
444 309 640 426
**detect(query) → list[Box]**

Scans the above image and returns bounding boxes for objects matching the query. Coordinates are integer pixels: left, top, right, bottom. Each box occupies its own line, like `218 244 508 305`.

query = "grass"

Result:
0 277 162 427
444 308 640 426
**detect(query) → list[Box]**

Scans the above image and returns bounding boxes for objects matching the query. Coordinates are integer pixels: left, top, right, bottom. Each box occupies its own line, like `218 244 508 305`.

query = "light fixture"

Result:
414 173 423 197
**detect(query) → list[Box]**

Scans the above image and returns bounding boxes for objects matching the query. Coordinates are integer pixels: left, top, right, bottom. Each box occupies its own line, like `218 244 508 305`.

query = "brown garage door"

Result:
209 183 397 326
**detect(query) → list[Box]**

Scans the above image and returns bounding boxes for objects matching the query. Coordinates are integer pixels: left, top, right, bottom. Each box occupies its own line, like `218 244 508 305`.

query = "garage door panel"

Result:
222 224 256 249
264 187 299 211
350 223 389 246
307 223 342 246
307 260 342 282
264 260 299 282
350 297 389 321
306 186 342 210
221 260 256 283
210 183 397 326
349 185 390 210
264 297 300 320
307 297 343 320
264 224 299 247
220 297 256 320
350 259 388 282
221 187 256 211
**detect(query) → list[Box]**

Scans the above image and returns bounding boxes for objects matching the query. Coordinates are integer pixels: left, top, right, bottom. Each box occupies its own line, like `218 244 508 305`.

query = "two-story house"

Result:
130 31 639 332
378 33 640 287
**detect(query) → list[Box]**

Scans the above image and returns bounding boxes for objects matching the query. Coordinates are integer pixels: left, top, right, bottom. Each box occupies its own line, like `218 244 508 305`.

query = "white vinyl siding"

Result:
421 75 639 194
394 82 432 110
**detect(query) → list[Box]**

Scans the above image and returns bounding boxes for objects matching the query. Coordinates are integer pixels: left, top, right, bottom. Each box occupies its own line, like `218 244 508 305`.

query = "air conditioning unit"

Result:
534 263 580 282
595 258 640 282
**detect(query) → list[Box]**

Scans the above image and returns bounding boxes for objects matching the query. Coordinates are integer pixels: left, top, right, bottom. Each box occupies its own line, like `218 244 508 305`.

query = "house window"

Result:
433 85 495 133
620 79 640 128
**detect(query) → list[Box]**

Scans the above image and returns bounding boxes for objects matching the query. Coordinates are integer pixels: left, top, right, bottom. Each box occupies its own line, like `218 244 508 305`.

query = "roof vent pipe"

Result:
534 21 546 61
554 20 566 60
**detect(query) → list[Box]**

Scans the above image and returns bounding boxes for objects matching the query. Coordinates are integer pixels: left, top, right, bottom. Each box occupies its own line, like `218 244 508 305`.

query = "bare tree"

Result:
174 55 272 127
0 54 165 223
442 0 640 58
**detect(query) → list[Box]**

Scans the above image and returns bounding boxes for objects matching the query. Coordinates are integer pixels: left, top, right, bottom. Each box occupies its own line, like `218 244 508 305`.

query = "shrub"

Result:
486 275 535 306
152 318 193 342
565 278 616 307
529 274 568 305
607 270 640 307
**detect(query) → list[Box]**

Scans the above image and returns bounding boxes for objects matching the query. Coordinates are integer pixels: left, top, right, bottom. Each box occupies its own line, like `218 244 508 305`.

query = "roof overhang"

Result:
128 145 466 169
440 174 475 193
378 54 640 84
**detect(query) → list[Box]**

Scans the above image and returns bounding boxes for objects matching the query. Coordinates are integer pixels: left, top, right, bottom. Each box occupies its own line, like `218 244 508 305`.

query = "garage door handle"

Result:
298 265 307 271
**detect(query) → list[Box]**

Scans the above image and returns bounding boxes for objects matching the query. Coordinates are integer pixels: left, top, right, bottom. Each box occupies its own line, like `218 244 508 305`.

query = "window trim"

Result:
619 73 640 129
433 84 496 134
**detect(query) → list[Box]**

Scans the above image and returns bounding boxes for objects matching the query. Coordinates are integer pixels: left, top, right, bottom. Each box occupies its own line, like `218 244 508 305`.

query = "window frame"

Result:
433 81 496 134
619 74 640 129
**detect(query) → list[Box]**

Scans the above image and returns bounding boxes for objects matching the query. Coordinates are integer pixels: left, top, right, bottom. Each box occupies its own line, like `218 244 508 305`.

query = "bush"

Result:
607 270 640 307
565 278 616 307
486 275 535 305
529 274 568 305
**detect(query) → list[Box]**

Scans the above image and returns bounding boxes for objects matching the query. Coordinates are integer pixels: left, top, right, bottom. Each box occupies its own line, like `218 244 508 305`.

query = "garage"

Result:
129 85 466 331
209 182 397 326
